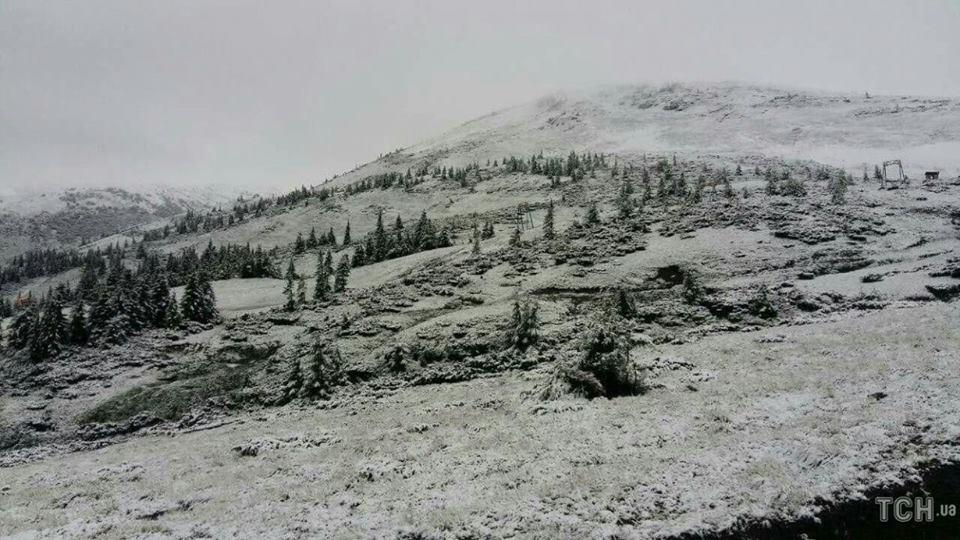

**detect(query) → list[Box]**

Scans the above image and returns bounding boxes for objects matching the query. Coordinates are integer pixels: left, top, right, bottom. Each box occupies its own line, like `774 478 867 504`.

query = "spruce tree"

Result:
283 359 304 402
352 244 367 267
10 305 37 350
543 200 555 241
471 227 482 256
149 276 171 327
765 170 779 195
482 221 495 239
342 221 351 246
31 299 65 361
299 340 344 399
69 303 88 345
334 255 351 292
77 264 100 301
373 209 388 261
324 251 333 275
614 288 636 318
314 253 331 301
506 300 539 351
283 259 297 311
831 172 848 205
509 226 522 247
165 292 183 328
181 271 219 323
617 185 633 219
296 275 307 306
586 203 600 224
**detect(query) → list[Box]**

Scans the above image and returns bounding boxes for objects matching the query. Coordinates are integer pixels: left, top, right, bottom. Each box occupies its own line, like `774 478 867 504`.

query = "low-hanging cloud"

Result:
2 0 959 195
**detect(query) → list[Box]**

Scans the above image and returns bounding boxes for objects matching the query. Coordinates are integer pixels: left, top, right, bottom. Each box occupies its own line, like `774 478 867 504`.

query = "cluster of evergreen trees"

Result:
143 184 336 242
6 258 219 361
0 247 91 288
496 151 607 182
133 241 277 287
292 224 346 254
282 250 351 310
352 210 452 267
0 240 269 359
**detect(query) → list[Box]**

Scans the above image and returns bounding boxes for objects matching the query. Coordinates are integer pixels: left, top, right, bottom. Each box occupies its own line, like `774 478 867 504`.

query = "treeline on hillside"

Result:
0 247 90 288
494 151 608 182
144 150 611 244
352 210 452 267
142 184 337 240
292 225 344 255
134 241 279 286
284 210 453 269
5 253 219 362
2 240 281 360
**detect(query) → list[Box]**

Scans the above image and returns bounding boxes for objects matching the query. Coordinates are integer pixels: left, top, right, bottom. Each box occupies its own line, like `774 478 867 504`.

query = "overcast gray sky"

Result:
3 0 960 195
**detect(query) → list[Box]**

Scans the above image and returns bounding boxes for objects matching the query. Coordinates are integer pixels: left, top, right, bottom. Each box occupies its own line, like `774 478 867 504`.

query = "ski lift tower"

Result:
881 159 908 189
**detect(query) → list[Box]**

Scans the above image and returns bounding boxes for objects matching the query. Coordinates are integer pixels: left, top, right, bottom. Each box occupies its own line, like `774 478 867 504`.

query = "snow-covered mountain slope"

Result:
134 83 960 260
328 82 960 187
0 185 251 260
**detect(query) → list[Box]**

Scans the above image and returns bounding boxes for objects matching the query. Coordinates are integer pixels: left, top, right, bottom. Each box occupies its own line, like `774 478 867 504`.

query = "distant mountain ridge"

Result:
0 185 251 261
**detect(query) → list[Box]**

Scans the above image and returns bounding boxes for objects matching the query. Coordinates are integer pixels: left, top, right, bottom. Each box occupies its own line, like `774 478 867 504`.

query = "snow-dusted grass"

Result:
2 304 958 537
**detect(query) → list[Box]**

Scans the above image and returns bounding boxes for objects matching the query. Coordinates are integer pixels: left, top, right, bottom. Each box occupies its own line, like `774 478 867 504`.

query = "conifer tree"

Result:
352 244 367 267
283 358 304 402
506 300 539 351
283 259 297 311
69 302 88 345
586 203 600 224
165 292 183 328
617 184 633 219
373 210 388 262
181 271 219 323
10 305 37 350
296 275 307 306
614 288 637 318
342 221 351 246
509 226 522 247
722 173 735 199
334 255 351 292
471 226 482 256
765 170 779 195
148 276 171 327
299 340 344 399
314 253 331 301
77 264 100 301
482 221 495 239
831 172 848 205
543 200 555 240
31 299 66 361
